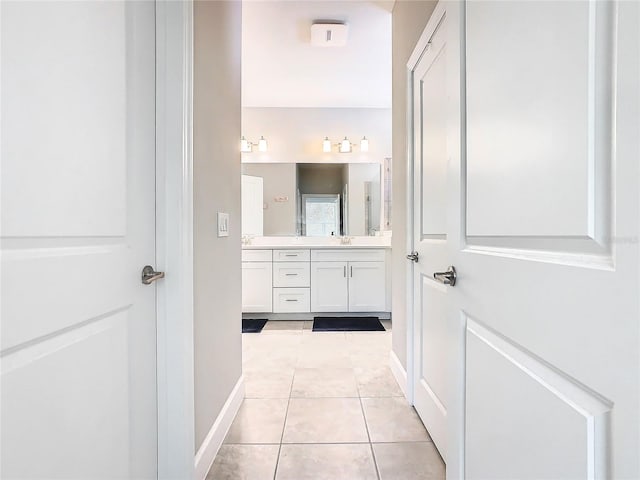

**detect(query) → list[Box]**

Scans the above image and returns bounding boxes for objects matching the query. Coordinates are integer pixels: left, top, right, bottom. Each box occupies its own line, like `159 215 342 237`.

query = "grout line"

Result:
357 388 381 480
273 359 297 480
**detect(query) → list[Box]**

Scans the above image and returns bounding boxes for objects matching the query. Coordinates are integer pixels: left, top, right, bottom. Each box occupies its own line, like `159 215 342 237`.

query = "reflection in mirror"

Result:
241 162 387 237
302 194 341 237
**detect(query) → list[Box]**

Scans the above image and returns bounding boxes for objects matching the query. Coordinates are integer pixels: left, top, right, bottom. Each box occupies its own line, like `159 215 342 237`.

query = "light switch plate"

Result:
217 212 229 237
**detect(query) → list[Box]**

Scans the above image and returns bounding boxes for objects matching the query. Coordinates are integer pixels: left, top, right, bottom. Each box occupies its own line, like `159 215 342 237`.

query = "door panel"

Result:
310 261 348 312
421 43 448 238
466 1 612 245
242 262 273 312
461 2 639 479
411 14 449 461
348 262 385 312
1 2 157 478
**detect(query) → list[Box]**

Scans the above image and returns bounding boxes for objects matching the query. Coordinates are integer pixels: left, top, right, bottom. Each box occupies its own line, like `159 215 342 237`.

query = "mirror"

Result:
241 162 384 237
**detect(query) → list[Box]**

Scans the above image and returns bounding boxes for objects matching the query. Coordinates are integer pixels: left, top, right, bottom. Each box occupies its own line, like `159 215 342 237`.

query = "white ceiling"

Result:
242 1 393 108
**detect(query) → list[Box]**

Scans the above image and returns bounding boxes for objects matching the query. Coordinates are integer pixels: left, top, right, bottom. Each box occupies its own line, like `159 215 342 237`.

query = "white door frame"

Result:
405 2 466 478
156 2 196 479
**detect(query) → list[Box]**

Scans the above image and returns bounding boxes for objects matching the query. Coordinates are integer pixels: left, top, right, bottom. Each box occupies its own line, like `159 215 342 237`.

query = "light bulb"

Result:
258 136 268 152
340 137 352 153
240 136 252 153
360 136 369 152
322 137 331 153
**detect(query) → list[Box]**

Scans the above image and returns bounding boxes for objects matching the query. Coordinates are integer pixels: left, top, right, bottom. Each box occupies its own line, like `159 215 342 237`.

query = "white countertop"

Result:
241 235 392 250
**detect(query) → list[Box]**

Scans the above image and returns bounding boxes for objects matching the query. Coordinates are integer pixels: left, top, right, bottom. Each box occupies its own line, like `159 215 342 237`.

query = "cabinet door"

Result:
348 262 386 312
242 262 273 312
310 261 348 312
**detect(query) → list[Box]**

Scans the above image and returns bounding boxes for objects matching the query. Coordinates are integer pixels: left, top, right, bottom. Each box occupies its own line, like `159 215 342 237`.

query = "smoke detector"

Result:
311 23 348 47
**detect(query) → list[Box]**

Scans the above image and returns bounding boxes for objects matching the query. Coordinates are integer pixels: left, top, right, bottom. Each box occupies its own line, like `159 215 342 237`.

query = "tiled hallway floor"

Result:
207 320 445 480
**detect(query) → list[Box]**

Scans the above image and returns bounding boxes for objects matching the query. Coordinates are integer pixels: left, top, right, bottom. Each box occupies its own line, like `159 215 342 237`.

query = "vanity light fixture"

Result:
240 136 268 153
322 137 332 153
322 136 369 153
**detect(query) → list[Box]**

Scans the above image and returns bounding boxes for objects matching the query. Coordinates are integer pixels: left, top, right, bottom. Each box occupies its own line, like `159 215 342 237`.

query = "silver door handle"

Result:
406 251 419 263
142 265 165 285
433 266 456 286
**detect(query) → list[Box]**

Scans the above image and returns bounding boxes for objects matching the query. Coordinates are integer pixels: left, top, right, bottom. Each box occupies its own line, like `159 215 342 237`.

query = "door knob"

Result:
142 265 165 285
433 266 456 286
406 251 419 263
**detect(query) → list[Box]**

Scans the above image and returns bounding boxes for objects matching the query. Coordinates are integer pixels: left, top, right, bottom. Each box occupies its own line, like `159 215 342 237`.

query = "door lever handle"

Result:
406 251 419 263
433 266 456 286
142 265 165 285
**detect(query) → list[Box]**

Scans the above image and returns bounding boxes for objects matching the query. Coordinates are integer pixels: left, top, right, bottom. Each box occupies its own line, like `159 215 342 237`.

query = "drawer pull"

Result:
285 299 298 302
285 273 298 276
285 254 298 257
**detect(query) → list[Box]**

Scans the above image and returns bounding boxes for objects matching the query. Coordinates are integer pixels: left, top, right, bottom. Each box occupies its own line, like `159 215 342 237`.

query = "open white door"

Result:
1 2 158 478
409 5 451 463
409 1 640 479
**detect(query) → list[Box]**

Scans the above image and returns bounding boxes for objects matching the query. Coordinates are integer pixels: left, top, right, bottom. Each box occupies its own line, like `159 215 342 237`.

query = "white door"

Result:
242 262 273 312
348 262 386 312
241 174 264 236
310 261 348 312
409 2 640 479
1 2 158 479
409 8 451 462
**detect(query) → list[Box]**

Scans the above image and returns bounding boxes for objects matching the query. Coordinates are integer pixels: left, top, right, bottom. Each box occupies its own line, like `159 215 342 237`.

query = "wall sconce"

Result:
322 136 332 153
322 136 369 153
339 136 352 153
240 136 268 153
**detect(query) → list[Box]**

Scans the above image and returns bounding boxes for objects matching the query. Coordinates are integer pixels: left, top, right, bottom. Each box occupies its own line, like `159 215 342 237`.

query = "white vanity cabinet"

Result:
241 250 273 313
310 249 387 313
242 247 389 314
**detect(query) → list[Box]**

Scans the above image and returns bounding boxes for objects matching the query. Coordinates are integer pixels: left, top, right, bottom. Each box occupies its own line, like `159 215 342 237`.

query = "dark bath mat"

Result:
242 318 268 333
312 316 385 332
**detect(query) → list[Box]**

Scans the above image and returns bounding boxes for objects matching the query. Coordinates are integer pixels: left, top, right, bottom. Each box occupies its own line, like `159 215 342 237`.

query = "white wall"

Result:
391 0 438 370
241 107 391 164
193 0 242 453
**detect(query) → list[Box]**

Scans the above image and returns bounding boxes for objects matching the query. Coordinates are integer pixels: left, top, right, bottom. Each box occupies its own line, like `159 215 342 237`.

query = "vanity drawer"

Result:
273 262 310 288
273 288 311 313
273 249 310 262
242 249 272 262
311 249 386 263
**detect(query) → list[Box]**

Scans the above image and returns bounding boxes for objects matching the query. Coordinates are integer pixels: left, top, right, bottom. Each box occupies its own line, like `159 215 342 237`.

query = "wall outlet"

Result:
217 212 229 237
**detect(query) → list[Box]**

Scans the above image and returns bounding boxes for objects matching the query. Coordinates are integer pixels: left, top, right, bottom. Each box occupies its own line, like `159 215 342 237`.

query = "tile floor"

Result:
208 320 445 480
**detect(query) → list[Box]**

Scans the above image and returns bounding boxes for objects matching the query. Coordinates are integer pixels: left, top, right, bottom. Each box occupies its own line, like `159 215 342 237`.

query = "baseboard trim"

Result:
389 350 408 397
194 375 245 480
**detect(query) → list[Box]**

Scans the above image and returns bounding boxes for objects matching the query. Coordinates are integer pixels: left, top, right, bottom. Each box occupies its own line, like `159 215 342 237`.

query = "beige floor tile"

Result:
282 398 369 443
206 444 279 480
355 366 403 397
296 347 352 369
276 444 377 480
244 369 294 399
361 397 430 442
224 399 288 444
373 442 445 480
291 368 358 398
262 321 305 334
